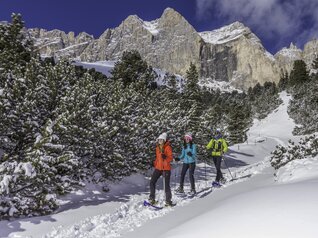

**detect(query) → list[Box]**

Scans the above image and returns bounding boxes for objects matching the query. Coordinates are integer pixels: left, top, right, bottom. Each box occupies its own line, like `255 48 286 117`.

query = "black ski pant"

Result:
149 169 172 202
179 162 196 190
212 156 224 182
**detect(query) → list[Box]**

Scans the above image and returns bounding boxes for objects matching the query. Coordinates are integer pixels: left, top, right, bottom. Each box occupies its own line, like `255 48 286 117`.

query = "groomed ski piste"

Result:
1 91 317 238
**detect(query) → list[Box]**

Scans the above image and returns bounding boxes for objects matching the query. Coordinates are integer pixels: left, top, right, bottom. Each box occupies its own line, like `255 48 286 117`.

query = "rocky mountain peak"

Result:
289 42 299 50
159 7 192 29
161 7 183 20
199 21 257 45
121 14 143 26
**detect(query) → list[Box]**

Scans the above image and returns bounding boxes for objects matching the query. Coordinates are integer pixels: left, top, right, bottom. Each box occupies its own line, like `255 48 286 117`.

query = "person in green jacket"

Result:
206 128 228 186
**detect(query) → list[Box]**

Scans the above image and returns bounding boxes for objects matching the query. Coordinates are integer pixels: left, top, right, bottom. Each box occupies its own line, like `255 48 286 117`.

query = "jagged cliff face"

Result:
274 43 302 74
80 8 202 76
199 22 281 89
303 39 318 69
275 39 318 75
27 8 318 90
27 28 94 59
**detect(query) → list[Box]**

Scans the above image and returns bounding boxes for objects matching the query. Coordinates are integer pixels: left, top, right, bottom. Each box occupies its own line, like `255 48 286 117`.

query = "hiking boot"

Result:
175 186 184 193
148 198 157 205
165 201 176 207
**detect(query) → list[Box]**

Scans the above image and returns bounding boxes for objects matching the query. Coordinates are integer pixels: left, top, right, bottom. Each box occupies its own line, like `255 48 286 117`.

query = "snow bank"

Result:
276 156 318 183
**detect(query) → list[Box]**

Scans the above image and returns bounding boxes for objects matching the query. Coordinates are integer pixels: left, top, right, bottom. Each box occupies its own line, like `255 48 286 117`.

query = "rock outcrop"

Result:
275 39 318 75
27 28 94 60
199 22 280 89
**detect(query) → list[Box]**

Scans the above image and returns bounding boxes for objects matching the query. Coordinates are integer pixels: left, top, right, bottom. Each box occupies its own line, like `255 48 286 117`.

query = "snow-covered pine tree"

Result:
226 103 251 144
270 135 318 170
278 69 289 91
288 69 318 135
184 62 199 98
0 13 33 72
289 60 309 86
110 50 155 89
312 57 318 70
311 57 318 81
248 82 281 119
167 73 177 91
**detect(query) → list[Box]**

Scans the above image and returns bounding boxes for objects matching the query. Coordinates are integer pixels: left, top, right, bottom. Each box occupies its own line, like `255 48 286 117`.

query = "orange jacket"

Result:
154 141 173 171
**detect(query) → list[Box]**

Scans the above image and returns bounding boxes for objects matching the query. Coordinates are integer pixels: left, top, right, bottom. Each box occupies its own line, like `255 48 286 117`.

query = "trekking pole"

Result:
222 156 234 180
204 159 207 186
204 149 209 186
175 162 179 189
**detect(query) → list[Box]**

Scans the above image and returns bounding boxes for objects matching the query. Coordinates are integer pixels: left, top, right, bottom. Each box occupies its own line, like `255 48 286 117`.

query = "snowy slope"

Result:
74 61 240 93
74 61 115 77
199 22 250 45
1 92 317 238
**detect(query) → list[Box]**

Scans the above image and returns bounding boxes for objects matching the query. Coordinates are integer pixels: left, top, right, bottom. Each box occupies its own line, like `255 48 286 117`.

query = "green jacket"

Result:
206 138 228 156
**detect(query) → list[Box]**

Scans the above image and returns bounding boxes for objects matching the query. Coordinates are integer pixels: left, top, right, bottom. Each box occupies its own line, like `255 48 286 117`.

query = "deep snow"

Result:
1 92 317 238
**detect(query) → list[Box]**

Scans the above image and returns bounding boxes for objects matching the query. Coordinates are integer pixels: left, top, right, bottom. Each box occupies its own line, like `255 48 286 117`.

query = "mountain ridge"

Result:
26 7 318 90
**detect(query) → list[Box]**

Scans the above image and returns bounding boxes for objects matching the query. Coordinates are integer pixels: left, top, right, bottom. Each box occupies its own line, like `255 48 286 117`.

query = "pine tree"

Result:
185 62 199 97
166 73 178 91
227 103 251 144
110 50 155 89
311 57 318 81
278 69 289 90
312 57 318 69
289 60 309 86
0 14 34 72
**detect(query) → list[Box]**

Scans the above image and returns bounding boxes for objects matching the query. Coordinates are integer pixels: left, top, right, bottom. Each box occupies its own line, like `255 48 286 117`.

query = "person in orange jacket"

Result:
149 132 174 206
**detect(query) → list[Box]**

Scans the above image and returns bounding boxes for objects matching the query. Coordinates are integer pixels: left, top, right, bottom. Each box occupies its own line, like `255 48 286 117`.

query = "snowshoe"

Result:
144 200 163 210
212 181 222 188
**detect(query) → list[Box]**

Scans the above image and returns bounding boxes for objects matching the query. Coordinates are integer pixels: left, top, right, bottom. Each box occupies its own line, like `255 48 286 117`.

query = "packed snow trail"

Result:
44 162 257 238
248 91 297 146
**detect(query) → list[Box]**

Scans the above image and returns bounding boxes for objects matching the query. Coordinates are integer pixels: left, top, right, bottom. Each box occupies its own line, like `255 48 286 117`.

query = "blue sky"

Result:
1 0 317 54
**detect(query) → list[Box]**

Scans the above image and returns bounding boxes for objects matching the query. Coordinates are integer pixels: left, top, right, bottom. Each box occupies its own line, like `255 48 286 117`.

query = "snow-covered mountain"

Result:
26 8 318 90
1 92 317 238
275 40 318 75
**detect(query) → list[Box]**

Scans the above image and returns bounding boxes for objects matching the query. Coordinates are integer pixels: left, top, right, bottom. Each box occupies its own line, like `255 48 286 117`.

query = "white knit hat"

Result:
157 132 167 141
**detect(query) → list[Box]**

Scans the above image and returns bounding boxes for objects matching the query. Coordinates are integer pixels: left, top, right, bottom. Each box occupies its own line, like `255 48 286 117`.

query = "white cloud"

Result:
195 0 318 50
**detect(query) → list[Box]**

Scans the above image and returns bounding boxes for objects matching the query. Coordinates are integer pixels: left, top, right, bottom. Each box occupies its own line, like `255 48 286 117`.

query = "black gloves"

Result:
187 151 193 157
161 153 167 160
175 157 180 162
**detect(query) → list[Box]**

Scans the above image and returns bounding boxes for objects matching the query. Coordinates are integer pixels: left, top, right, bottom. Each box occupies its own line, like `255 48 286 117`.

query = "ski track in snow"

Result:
41 92 296 238
44 162 265 238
